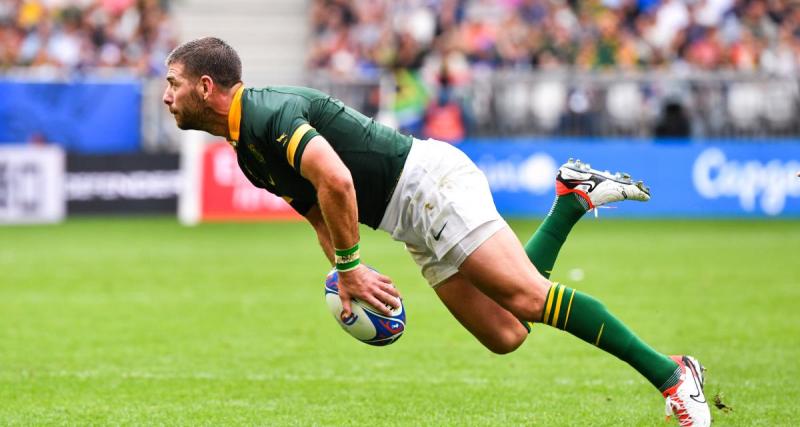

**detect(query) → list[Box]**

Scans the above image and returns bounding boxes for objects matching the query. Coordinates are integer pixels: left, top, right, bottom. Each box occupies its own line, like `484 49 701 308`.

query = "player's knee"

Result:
485 325 528 355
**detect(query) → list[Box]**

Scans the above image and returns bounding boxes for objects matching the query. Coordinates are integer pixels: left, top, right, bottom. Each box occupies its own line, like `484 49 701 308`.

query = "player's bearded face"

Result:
164 65 215 131
172 87 210 130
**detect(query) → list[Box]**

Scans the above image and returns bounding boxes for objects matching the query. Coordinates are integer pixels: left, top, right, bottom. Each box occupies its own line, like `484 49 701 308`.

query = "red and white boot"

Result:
663 355 711 427
556 158 650 210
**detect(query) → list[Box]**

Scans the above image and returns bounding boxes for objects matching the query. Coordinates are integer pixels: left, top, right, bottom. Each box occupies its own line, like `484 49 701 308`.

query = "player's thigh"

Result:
457 226 550 321
435 272 528 354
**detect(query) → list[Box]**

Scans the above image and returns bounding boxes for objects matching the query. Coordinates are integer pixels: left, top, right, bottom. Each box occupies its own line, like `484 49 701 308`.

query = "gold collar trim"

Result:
227 85 245 142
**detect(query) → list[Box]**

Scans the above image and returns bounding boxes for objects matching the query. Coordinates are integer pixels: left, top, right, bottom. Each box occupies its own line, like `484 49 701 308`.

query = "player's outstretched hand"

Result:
338 265 400 317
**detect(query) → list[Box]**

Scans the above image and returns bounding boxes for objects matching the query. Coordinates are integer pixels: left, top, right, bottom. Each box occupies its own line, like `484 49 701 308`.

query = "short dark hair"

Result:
166 37 242 88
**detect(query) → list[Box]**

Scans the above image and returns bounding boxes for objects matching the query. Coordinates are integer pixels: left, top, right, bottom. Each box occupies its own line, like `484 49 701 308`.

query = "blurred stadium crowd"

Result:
0 0 176 77
2 0 798 79
0 0 797 140
310 0 800 78
309 0 800 139
1 0 798 224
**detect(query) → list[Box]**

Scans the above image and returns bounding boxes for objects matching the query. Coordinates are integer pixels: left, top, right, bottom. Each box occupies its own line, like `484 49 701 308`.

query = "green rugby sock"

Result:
524 194 587 279
541 283 680 392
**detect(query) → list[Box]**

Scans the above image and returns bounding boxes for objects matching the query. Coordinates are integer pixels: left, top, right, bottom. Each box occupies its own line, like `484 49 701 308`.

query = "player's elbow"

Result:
331 170 354 190
321 169 354 195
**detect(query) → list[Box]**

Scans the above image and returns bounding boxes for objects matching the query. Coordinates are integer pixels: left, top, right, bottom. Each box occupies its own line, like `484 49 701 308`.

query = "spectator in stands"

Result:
0 0 176 77
308 0 800 77
305 0 800 138
655 100 691 138
423 59 469 143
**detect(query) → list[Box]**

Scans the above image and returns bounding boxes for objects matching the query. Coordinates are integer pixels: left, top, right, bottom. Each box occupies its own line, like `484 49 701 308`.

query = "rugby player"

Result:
163 37 710 426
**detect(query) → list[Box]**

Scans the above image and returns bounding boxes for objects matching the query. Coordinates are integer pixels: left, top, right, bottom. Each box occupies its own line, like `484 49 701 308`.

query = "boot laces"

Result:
665 394 694 427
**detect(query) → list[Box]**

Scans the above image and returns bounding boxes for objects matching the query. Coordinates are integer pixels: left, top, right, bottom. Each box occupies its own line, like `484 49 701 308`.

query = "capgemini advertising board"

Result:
459 140 800 218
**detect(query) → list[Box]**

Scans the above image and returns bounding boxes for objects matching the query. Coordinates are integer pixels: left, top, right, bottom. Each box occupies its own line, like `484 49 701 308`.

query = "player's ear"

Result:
199 75 214 100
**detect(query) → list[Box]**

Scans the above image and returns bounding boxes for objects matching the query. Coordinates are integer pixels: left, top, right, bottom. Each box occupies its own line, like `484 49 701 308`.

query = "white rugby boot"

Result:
663 355 712 427
556 158 650 210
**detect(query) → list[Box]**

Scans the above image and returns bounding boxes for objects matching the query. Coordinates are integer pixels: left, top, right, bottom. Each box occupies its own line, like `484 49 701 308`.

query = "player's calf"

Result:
456 226 551 322
483 322 529 355
435 271 533 355
498 279 550 322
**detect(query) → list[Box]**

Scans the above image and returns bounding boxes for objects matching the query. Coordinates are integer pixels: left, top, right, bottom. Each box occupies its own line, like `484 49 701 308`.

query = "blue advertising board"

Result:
0 80 142 153
459 139 800 218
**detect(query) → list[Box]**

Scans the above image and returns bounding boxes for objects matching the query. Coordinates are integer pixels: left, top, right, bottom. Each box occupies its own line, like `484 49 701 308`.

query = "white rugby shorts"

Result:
378 138 507 287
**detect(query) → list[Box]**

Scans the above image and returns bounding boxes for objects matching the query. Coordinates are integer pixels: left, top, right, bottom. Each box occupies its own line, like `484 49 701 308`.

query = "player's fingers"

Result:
340 296 352 318
365 294 393 316
375 288 401 311
379 282 400 298
376 273 393 284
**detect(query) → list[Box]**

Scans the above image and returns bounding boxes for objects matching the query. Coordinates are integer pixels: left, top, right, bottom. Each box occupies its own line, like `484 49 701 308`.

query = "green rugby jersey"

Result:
228 86 412 229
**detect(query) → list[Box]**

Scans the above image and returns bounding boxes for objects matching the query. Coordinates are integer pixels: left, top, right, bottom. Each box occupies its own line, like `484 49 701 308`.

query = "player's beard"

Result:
174 90 214 132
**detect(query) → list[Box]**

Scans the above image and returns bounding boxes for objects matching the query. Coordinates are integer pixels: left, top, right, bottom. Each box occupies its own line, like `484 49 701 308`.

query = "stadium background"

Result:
1 0 799 425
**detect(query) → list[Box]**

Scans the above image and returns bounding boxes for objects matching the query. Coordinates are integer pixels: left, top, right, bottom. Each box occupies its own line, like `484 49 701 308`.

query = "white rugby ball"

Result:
324 268 406 346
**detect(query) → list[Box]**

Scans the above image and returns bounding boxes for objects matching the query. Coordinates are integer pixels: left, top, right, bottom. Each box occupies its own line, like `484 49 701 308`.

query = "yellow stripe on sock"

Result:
550 284 566 327
542 284 557 324
562 288 576 330
594 323 605 346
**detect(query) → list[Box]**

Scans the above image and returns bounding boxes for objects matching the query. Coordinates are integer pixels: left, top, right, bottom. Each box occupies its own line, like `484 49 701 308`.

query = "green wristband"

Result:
335 243 360 272
335 243 359 257
336 258 361 272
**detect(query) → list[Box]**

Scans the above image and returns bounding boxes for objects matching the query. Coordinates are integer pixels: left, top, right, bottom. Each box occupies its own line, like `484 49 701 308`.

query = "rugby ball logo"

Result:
340 312 358 326
324 268 406 346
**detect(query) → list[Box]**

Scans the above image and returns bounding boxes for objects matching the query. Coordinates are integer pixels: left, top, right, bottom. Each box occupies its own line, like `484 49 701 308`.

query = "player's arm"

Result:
299 135 399 316
304 204 334 265
299 135 359 260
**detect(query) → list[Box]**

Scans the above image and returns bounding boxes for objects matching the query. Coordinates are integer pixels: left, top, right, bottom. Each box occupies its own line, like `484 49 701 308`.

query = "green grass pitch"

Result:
1 217 798 426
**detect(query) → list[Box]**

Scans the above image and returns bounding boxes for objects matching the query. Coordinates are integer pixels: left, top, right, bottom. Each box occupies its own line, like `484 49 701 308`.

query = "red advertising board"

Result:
199 142 301 221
